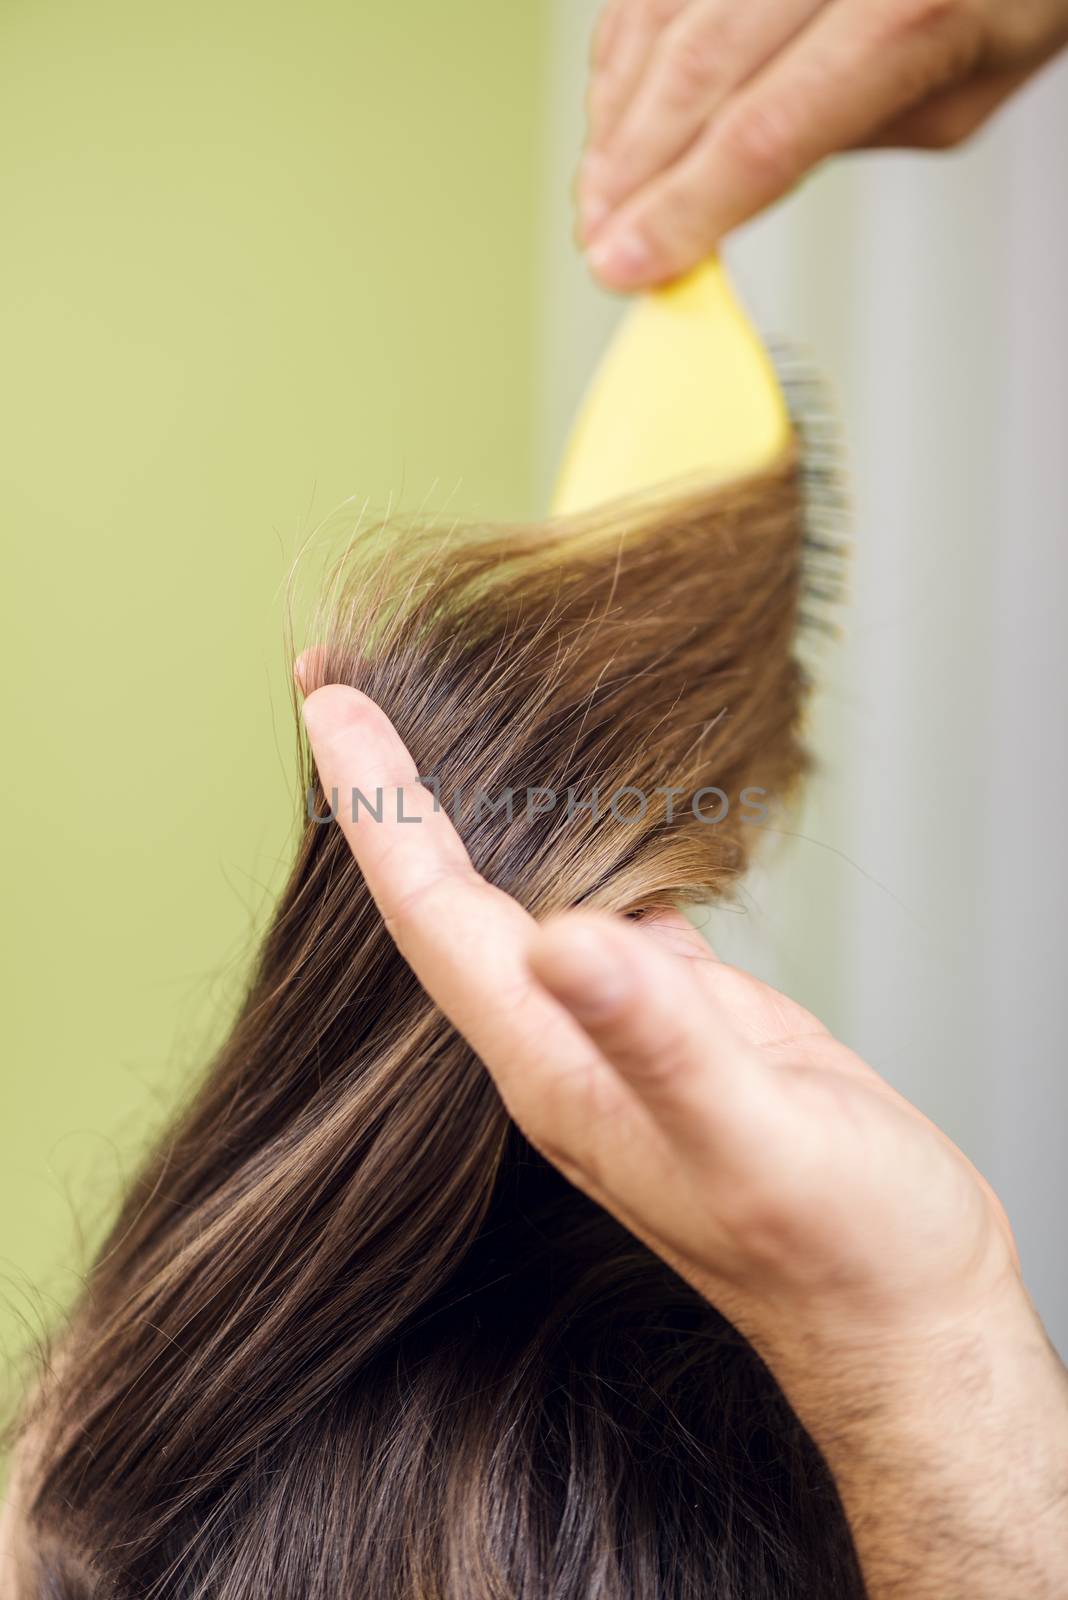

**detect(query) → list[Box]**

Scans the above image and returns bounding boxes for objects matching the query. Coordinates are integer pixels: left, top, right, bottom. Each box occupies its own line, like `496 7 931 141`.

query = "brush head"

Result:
552 258 791 517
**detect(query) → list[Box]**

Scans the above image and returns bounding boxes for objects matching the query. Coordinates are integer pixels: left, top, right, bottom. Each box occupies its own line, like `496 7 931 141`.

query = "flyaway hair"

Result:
7 451 865 1598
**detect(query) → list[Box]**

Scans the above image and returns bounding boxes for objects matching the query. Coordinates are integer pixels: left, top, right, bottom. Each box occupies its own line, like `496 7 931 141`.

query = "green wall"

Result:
0 1 546 1377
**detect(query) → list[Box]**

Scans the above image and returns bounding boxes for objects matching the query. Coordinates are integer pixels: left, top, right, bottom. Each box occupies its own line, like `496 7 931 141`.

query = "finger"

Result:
293 646 328 695
697 964 829 1050
587 0 982 286
301 686 612 1141
529 909 775 1155
637 906 720 962
585 0 692 152
859 65 1028 149
581 0 822 238
590 0 627 73
632 915 853 1063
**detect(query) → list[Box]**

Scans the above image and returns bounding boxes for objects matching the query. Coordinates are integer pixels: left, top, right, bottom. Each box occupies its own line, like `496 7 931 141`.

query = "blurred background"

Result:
2 0 1065 1388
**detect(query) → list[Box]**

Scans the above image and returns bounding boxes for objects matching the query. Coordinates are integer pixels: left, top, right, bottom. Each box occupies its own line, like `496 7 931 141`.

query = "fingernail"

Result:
587 226 651 286
293 654 308 694
577 152 611 240
580 148 608 188
300 697 320 739
581 193 610 241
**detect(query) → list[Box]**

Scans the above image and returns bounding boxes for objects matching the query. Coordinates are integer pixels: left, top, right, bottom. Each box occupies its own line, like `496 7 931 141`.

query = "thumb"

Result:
528 910 775 1161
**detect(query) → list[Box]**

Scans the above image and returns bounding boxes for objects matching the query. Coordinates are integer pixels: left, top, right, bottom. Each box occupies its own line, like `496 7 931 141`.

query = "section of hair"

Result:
13 459 863 1598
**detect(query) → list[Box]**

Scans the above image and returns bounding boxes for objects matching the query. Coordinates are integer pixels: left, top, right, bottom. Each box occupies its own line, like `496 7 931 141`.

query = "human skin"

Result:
578 0 1068 287
302 677 1068 1600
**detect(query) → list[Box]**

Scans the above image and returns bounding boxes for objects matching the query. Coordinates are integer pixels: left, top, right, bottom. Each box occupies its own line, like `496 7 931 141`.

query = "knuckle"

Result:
715 98 798 186
704 963 765 1007
911 100 983 147
591 3 620 68
882 0 980 71
382 861 478 941
661 23 722 102
639 169 709 256
720 1185 801 1273
632 0 690 37
616 1015 694 1087
702 963 775 1024
898 0 956 25
989 5 1055 63
526 1077 616 1197
587 74 618 132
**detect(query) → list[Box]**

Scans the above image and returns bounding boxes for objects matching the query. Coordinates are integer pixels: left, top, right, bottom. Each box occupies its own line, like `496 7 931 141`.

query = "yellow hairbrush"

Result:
552 257 791 516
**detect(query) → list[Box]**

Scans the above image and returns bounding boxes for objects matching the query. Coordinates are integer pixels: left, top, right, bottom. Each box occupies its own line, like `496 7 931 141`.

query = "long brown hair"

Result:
9 456 864 1597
